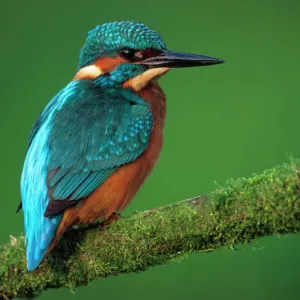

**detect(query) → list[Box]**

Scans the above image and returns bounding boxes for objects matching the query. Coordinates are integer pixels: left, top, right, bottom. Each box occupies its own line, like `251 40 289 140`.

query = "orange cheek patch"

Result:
94 56 127 73
73 56 127 81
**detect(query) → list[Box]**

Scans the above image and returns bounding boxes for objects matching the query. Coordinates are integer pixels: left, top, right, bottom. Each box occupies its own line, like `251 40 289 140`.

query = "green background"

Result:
1 0 300 299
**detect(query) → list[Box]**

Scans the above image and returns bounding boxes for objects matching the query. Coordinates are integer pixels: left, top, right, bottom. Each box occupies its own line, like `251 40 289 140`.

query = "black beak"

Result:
141 50 224 68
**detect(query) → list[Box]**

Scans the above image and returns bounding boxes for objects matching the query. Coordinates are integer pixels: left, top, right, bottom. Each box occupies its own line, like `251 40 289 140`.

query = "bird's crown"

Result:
78 21 166 69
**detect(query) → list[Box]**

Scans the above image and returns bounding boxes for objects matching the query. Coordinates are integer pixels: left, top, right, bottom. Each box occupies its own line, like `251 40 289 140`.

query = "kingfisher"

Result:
19 21 224 271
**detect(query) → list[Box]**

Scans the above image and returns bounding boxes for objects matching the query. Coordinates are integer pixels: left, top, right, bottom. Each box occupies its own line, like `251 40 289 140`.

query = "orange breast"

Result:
47 81 166 253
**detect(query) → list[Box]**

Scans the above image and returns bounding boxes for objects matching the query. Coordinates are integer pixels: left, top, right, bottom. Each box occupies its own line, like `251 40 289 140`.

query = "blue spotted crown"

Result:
78 21 166 68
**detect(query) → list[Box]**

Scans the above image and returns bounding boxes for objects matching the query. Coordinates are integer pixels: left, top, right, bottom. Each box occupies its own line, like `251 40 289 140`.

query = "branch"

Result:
1 160 300 299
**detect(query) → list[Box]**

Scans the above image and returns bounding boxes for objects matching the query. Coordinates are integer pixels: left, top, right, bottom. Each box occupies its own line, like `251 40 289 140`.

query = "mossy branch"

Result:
1 160 300 299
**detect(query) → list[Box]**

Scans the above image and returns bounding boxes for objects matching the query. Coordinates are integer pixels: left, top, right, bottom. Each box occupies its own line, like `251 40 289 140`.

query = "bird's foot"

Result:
100 212 121 230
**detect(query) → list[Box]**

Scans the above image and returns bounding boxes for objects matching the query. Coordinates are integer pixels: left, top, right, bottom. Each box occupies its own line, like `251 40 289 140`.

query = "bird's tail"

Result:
21 158 63 270
26 214 62 270
24 207 62 271
20 116 64 270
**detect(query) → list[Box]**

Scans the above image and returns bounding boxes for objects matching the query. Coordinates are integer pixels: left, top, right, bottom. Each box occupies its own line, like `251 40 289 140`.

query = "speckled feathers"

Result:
20 21 168 271
78 21 166 68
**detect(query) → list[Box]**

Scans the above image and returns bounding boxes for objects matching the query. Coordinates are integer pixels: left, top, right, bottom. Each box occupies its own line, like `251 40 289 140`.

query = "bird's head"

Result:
75 21 224 91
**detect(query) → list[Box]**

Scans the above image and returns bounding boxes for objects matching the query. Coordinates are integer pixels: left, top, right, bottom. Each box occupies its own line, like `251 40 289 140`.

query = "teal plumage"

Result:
21 21 163 271
78 21 166 69
48 81 153 201
21 79 153 270
20 20 224 271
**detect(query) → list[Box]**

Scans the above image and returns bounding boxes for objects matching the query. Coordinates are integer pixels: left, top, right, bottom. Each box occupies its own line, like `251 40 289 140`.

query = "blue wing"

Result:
21 80 153 270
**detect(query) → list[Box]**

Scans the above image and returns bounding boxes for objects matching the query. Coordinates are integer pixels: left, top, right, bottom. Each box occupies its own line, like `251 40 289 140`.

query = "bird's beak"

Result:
141 50 224 68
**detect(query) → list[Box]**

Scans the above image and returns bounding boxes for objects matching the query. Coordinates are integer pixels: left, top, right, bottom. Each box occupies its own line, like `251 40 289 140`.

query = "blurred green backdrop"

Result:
1 0 300 299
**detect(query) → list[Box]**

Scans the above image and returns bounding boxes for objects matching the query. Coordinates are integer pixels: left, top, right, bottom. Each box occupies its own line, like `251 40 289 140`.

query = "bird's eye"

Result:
118 48 138 61
118 48 162 62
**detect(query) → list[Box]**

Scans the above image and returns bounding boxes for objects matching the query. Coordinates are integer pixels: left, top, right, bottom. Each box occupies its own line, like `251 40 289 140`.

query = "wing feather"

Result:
21 80 153 270
44 81 153 215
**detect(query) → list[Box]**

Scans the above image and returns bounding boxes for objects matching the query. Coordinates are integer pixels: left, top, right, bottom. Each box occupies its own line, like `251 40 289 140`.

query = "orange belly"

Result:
47 81 166 254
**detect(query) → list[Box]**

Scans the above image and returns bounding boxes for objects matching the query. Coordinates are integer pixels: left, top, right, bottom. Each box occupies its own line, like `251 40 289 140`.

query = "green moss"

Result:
1 160 300 299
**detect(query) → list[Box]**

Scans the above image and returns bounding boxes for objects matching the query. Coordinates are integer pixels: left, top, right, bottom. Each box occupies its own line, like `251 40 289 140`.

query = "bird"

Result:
19 21 224 271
